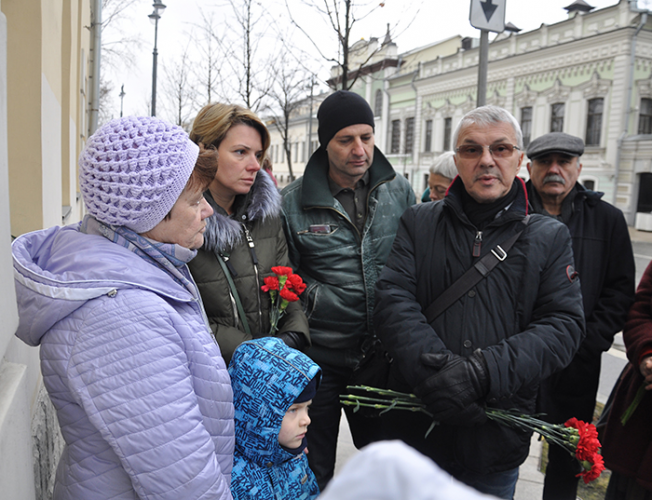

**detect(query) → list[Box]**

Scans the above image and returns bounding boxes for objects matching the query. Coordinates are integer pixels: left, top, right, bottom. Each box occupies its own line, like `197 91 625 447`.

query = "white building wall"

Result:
0 5 37 498
41 73 63 230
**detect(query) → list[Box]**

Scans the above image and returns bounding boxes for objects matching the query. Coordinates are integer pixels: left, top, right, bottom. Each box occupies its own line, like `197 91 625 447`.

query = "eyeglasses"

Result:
455 143 521 159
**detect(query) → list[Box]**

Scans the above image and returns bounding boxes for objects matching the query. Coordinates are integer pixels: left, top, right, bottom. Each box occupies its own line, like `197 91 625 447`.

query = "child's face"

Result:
278 400 312 448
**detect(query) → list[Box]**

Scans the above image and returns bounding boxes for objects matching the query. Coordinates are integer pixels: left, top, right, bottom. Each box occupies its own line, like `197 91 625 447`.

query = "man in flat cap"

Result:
526 132 636 500
281 90 415 489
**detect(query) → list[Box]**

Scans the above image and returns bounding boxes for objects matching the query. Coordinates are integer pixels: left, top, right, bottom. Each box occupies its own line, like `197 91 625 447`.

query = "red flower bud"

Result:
271 266 294 277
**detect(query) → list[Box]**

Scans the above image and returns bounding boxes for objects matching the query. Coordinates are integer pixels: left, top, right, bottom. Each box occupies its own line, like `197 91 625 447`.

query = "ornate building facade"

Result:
269 0 652 226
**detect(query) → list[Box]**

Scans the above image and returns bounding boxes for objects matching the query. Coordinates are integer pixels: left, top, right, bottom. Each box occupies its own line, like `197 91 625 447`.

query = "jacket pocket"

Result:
302 281 320 320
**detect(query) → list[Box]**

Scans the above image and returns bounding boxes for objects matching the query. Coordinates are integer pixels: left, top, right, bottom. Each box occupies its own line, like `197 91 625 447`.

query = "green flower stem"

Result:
341 385 580 454
620 383 647 426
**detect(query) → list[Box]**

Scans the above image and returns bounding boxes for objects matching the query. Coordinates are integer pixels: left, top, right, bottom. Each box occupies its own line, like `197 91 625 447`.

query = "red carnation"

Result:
271 266 294 277
263 265 306 335
565 418 601 462
279 286 299 302
261 276 280 292
286 273 307 294
577 453 605 484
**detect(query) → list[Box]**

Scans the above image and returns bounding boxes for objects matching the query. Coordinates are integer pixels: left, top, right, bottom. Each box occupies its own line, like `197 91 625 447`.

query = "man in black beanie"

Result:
281 90 416 489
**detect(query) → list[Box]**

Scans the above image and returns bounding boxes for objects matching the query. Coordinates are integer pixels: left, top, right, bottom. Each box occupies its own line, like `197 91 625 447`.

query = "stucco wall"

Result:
0 0 91 497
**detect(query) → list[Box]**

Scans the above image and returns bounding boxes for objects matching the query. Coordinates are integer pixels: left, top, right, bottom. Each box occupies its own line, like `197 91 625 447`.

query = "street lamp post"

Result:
148 1 166 117
306 76 316 157
119 85 126 117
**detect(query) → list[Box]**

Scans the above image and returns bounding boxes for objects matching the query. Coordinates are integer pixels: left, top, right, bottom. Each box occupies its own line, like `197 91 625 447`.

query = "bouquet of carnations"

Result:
340 385 605 484
261 266 306 335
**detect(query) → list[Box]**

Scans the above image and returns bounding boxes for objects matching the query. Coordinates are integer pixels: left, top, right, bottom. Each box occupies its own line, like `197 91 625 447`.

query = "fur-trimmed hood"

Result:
203 170 281 253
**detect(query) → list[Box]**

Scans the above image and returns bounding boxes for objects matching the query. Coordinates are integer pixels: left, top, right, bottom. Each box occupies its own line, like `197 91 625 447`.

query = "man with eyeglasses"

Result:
526 132 635 500
374 106 585 499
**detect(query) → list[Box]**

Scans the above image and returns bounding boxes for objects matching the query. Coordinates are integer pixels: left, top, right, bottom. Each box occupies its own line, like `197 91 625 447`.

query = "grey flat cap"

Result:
526 132 584 159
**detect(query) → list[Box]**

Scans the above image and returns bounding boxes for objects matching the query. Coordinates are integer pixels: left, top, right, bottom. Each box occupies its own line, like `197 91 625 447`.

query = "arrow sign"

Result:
469 0 506 33
481 0 497 22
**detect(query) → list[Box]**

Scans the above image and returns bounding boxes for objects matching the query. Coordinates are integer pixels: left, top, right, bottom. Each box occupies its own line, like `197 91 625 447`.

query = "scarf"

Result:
80 215 199 299
461 179 519 230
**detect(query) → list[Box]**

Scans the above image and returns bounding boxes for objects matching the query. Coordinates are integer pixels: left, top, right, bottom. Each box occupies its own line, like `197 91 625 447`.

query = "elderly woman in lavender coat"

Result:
12 117 234 500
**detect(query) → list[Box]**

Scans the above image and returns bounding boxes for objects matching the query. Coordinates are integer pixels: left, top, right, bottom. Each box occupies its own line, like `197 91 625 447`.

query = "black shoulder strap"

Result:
423 215 531 324
215 253 252 336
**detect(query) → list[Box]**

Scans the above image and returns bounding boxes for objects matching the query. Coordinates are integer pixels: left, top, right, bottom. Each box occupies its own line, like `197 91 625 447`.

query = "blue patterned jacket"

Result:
229 338 321 500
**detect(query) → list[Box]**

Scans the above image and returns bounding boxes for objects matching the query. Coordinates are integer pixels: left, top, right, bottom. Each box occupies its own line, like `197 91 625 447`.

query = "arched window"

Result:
374 89 383 117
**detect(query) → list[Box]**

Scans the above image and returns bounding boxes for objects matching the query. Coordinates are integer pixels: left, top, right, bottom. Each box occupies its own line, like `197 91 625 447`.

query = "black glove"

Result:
414 350 489 425
277 331 308 351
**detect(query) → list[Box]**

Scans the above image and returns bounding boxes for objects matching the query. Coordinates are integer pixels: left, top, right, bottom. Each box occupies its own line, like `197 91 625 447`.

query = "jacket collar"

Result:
446 176 529 225
299 146 397 209
202 170 281 253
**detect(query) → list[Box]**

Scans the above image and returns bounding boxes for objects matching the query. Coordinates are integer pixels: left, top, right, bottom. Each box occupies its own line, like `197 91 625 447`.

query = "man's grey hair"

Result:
429 151 457 179
452 105 523 150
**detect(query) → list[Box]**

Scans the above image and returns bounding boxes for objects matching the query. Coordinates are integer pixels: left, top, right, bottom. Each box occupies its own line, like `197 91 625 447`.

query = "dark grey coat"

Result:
374 177 585 475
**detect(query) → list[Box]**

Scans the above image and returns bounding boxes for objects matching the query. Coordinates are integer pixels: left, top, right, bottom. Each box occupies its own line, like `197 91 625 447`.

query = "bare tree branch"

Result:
285 0 401 90
159 44 198 130
264 54 314 180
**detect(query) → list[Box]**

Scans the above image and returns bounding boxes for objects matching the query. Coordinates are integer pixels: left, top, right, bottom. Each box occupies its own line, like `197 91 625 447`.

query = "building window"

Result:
638 173 652 213
585 98 603 146
521 107 533 147
391 120 401 154
374 89 383 117
405 117 415 154
638 98 652 135
423 173 429 191
551 103 565 132
424 120 433 152
582 179 595 191
443 117 452 151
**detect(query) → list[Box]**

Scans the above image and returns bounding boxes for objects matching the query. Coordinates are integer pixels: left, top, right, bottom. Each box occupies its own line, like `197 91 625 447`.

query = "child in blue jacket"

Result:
229 337 321 500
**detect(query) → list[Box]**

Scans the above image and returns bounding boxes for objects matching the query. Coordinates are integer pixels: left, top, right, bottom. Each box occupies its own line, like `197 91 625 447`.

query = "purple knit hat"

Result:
79 116 200 233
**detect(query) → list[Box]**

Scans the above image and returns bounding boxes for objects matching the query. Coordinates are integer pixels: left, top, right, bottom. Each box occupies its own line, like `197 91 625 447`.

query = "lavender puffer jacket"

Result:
13 225 234 500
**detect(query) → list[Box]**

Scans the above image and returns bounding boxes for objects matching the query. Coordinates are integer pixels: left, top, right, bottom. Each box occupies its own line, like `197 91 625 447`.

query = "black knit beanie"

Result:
317 90 375 148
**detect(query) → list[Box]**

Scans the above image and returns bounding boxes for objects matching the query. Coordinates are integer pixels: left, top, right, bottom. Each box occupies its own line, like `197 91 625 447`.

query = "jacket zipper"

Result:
242 223 263 329
473 231 483 257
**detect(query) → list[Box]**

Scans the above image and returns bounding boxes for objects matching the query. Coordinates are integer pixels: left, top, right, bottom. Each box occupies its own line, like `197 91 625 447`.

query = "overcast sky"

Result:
106 0 641 119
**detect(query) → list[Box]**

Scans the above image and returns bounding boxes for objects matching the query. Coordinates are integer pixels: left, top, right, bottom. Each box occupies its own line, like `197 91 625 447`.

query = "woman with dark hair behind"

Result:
12 116 234 499
188 103 310 364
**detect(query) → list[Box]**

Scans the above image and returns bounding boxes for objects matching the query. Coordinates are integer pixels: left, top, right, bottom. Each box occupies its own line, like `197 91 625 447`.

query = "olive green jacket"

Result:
281 147 415 368
189 172 310 364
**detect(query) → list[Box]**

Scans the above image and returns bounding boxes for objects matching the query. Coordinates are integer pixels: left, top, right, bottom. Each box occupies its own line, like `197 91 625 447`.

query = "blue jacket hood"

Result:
229 337 321 467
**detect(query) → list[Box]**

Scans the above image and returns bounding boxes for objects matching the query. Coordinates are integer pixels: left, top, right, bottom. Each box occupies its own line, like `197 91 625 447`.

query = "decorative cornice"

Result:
439 98 455 117
579 71 611 99
327 57 400 87
637 76 652 99
515 83 538 107
461 95 476 114
543 78 571 103
486 90 506 108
